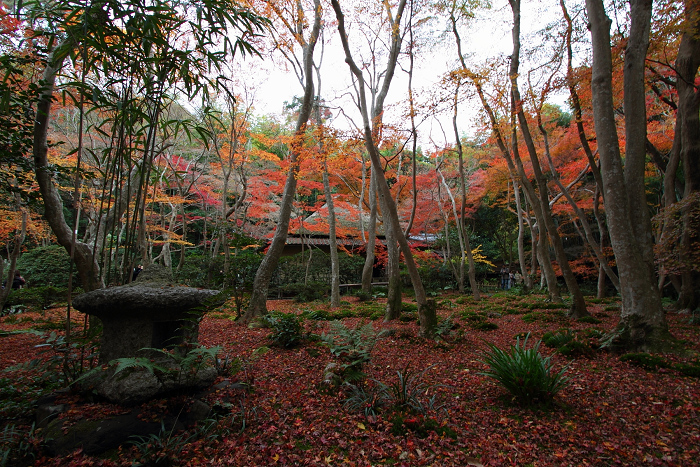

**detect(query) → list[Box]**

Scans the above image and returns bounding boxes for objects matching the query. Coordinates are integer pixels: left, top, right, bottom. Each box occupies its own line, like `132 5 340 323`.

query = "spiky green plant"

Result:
480 333 569 405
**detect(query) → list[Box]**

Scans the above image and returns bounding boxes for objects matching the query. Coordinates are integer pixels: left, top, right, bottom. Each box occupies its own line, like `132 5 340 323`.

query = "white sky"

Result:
246 0 575 151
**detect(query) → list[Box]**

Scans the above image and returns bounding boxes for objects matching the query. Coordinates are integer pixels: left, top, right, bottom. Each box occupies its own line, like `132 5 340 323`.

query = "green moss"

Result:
471 321 498 331
577 316 602 324
620 352 670 371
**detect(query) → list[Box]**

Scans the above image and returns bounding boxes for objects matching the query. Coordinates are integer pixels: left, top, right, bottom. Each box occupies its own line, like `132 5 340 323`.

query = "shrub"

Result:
577 316 602 324
435 315 456 340
263 312 305 348
1 423 40 467
542 330 575 349
480 333 569 405
174 252 225 288
15 245 81 288
321 321 380 384
4 286 80 310
304 309 333 321
353 291 372 302
277 282 328 302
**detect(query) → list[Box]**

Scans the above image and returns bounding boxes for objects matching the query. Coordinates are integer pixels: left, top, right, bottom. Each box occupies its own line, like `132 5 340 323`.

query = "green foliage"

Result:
77 345 223 390
619 353 670 371
374 365 443 414
0 375 50 421
434 315 456 340
304 309 333 321
354 303 383 318
1 423 40 467
277 282 328 302
353 290 372 302
262 312 305 348
321 321 380 384
674 362 700 378
4 286 81 310
577 316 602 324
542 330 575 349
543 330 594 358
0 54 38 200
175 252 225 289
688 311 700 326
480 333 569 405
460 310 497 331
619 353 700 378
222 239 262 317
28 328 101 386
16 246 77 288
344 365 448 438
472 321 498 331
342 383 384 417
130 421 198 467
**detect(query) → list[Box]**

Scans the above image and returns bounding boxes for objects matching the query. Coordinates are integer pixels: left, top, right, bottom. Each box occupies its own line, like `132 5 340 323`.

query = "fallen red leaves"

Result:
2 294 699 466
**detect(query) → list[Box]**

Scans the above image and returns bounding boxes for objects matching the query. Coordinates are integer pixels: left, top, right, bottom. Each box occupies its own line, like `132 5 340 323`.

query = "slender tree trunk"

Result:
452 87 481 299
384 224 402 321
585 0 670 350
322 160 341 307
512 178 532 290
332 0 436 336
508 0 588 317
242 0 322 324
362 165 378 293
0 208 27 309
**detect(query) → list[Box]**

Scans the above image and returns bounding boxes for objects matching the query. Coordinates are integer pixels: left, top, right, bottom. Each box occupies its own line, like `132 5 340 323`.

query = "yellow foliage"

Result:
468 245 495 268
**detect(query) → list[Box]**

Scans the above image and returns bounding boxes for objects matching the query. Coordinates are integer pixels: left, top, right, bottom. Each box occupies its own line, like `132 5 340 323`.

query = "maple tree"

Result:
241 0 323 324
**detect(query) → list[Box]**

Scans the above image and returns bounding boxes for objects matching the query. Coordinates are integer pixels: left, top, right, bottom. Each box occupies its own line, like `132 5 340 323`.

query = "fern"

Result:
321 321 381 384
112 357 171 379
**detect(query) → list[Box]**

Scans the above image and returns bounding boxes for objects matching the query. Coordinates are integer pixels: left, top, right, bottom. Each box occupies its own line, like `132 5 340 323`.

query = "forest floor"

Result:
1 291 700 466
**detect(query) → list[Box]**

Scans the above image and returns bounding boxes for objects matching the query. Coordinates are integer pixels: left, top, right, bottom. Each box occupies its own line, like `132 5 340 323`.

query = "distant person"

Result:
132 265 143 281
508 272 515 289
12 271 26 289
514 271 523 285
500 266 509 289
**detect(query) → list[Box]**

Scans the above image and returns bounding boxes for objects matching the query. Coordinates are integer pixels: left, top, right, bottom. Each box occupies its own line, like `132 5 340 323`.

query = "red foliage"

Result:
2 296 700 466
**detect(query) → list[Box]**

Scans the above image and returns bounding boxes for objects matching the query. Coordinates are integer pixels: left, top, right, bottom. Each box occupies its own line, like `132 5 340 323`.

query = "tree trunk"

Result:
512 179 532 290
332 0 436 337
242 0 322 325
362 165 378 293
0 208 27 309
322 160 341 307
453 88 481 299
585 0 670 351
33 48 103 291
675 0 700 312
508 0 588 318
384 224 403 321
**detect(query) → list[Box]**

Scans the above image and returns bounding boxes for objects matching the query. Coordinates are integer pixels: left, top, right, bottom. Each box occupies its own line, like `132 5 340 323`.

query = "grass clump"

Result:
480 333 569 405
